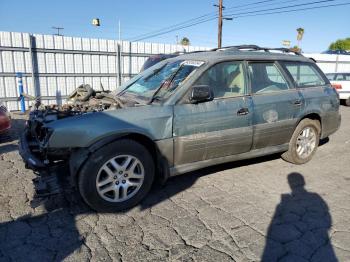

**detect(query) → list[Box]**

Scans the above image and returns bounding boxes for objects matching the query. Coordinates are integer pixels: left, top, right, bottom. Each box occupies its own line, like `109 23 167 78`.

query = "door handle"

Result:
293 100 302 106
237 108 249 116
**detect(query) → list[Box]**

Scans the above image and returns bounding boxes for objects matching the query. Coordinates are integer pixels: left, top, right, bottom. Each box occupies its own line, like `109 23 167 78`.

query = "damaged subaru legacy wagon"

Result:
20 45 341 212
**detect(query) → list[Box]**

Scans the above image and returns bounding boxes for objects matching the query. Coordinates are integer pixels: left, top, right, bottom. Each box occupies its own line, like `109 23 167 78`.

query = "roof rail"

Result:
211 45 302 56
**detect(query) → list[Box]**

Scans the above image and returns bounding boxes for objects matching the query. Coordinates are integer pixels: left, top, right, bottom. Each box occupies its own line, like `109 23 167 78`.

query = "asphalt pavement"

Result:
0 107 349 262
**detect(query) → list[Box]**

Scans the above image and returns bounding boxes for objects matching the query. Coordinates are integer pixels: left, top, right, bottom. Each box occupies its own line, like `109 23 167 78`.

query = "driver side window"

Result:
194 61 246 98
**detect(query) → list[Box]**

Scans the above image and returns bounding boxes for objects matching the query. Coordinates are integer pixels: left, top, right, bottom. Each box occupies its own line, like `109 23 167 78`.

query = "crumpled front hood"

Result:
46 104 173 148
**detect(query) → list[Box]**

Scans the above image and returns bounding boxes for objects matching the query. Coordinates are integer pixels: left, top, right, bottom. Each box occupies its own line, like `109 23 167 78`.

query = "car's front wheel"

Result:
78 139 155 212
281 119 320 165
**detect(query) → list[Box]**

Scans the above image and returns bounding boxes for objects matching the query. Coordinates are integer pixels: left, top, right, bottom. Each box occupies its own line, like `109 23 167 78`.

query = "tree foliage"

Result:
296 28 304 41
180 37 190 46
329 38 350 50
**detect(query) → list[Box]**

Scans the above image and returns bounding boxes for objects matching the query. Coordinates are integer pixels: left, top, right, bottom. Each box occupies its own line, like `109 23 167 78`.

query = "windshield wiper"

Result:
148 65 183 104
147 82 168 104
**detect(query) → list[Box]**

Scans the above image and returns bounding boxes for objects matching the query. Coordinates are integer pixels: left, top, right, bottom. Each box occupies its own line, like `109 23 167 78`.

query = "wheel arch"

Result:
69 132 170 187
297 112 322 134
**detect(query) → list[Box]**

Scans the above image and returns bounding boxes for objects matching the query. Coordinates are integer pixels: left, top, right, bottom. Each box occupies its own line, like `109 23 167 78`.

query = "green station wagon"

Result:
19 45 341 211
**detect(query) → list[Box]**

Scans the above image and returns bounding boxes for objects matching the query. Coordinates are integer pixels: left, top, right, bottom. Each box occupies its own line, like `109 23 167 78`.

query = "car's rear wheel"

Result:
281 119 320 165
344 98 350 107
78 139 155 212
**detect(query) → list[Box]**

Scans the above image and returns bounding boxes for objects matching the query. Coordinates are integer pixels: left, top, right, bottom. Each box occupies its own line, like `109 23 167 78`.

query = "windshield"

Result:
120 59 203 101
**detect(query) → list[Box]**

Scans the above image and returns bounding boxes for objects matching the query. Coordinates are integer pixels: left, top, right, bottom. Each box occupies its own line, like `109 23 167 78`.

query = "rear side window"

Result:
345 74 350 81
248 62 289 94
284 62 326 87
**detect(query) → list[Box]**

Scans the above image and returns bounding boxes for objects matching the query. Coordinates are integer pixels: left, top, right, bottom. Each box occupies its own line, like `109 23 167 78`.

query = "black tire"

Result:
344 98 350 107
78 139 155 212
281 119 321 165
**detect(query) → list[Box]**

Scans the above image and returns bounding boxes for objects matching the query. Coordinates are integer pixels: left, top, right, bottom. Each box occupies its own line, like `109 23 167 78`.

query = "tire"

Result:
281 119 321 165
78 139 155 212
344 98 350 107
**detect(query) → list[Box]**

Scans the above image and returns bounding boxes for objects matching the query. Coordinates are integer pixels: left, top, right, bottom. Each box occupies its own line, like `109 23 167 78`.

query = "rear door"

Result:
173 61 253 165
248 61 303 149
282 61 340 135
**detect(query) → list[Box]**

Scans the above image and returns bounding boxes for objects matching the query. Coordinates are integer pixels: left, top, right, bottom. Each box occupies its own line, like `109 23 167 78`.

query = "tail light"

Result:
332 84 342 90
0 105 7 113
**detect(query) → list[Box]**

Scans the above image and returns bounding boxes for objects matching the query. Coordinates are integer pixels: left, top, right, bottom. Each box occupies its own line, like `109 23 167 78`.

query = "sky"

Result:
0 0 349 53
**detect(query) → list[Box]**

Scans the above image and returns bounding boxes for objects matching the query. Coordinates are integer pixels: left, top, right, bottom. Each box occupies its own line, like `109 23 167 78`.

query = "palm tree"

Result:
296 28 304 49
180 37 190 46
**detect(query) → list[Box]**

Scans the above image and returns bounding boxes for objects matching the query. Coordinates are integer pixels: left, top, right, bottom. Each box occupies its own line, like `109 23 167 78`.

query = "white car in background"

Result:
326 73 350 106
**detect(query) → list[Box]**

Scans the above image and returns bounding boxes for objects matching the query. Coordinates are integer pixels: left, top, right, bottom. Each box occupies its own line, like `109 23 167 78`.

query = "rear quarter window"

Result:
283 62 326 87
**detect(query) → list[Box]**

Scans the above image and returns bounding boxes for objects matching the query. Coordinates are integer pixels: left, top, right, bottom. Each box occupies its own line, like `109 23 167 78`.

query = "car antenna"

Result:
100 83 105 92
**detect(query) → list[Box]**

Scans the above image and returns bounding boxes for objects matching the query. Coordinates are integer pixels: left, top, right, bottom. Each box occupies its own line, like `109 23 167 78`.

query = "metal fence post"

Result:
129 41 132 79
16 72 26 112
335 55 339 73
116 42 122 87
29 34 40 97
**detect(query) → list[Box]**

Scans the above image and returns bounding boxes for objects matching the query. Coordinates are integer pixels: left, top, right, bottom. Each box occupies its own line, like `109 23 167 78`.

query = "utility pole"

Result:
214 0 224 48
218 0 223 48
118 20 121 42
52 26 64 36
214 1 233 48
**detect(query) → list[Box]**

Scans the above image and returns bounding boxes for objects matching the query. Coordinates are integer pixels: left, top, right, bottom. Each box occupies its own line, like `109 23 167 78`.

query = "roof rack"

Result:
211 45 302 56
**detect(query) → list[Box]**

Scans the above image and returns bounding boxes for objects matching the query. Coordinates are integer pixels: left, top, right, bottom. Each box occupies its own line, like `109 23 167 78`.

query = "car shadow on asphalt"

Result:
261 172 338 262
0 155 337 261
0 143 18 154
0 153 281 261
140 153 282 209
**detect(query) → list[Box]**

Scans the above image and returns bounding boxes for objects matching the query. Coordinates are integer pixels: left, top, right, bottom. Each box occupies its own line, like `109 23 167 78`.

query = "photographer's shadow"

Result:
262 172 337 262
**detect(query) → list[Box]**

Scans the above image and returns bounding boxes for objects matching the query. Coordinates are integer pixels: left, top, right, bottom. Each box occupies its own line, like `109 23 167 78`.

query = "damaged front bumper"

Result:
19 132 46 170
19 130 71 199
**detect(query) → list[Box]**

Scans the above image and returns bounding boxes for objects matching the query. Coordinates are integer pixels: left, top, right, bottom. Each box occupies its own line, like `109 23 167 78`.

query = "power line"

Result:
131 16 218 42
128 0 347 42
233 1 350 18
224 0 337 16
128 14 217 41
222 0 302 14
128 0 290 41
224 0 279 11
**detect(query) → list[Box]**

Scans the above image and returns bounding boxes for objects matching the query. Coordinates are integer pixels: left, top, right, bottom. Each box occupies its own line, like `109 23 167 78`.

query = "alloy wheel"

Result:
296 127 317 159
96 155 145 202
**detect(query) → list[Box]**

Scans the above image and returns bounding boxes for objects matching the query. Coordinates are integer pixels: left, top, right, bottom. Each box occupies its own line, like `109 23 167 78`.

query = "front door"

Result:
173 61 253 165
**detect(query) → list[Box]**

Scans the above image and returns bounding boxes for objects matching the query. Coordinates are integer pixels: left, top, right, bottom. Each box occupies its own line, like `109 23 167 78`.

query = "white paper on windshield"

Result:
181 60 204 67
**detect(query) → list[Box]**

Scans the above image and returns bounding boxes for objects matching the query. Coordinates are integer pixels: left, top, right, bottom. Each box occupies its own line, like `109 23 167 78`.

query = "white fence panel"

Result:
0 31 210 110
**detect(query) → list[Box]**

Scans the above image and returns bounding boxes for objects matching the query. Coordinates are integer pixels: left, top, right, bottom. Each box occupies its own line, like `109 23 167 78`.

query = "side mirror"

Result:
190 85 214 103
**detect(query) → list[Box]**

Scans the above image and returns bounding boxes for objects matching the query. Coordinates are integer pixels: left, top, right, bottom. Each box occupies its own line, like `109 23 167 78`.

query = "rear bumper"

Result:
321 113 341 139
18 132 46 170
338 91 350 100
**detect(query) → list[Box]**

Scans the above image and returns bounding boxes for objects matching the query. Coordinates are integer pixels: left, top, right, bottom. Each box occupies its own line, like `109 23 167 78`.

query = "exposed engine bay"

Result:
25 84 126 157
30 84 126 119
25 83 142 148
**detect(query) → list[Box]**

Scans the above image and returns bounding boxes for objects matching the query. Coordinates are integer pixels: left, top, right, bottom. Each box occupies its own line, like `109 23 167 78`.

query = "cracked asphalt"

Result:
0 107 350 262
